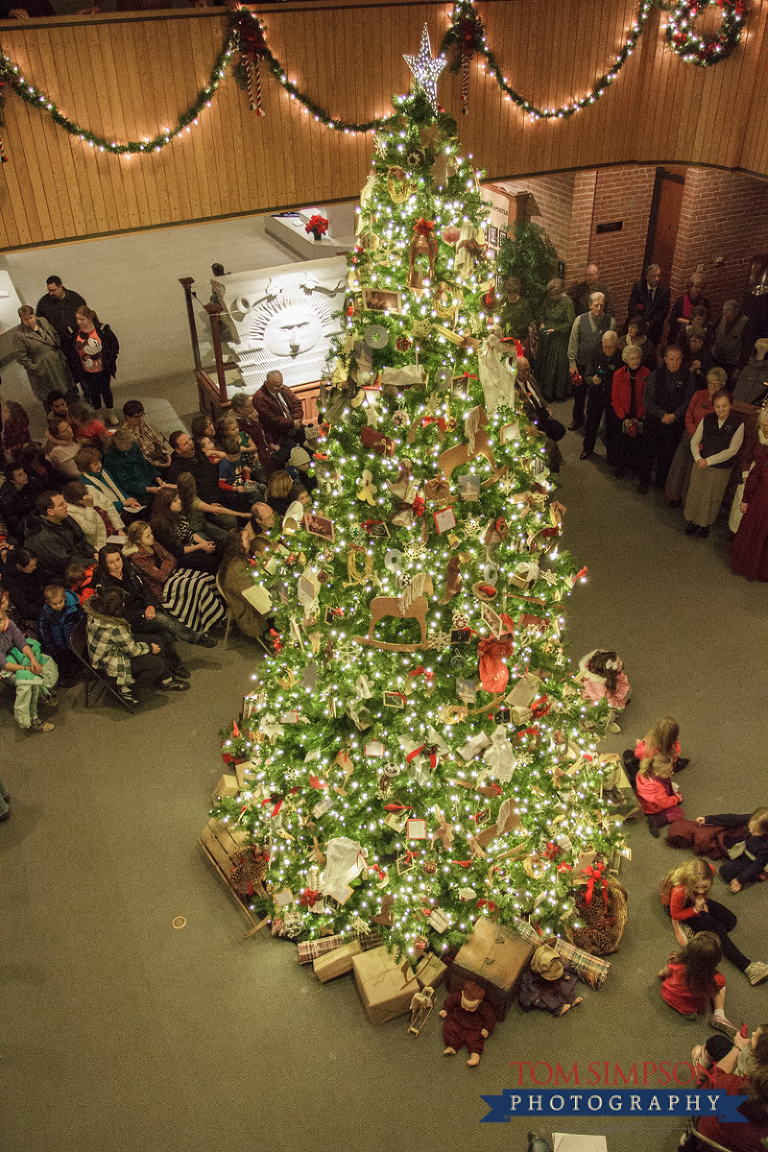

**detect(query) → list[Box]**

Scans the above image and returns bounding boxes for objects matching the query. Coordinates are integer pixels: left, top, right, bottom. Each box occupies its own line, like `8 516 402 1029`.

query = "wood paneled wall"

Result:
1 0 768 251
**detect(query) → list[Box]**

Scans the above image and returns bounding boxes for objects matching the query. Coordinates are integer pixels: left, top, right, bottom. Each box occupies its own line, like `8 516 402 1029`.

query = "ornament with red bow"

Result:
582 862 608 907
478 633 514 694
441 3 486 115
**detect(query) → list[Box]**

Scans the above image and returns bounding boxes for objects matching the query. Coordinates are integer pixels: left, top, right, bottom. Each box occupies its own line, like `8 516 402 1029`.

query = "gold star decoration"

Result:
403 26 447 114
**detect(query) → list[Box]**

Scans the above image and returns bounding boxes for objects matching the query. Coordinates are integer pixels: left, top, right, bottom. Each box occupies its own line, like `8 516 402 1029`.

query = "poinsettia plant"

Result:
306 214 329 240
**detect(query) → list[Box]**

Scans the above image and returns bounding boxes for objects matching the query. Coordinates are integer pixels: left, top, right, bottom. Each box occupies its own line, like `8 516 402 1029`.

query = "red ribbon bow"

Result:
478 635 514 694
477 898 497 912
370 863 388 882
408 665 434 681
583 863 608 907
309 774 327 790
406 744 437 769
413 218 435 236
530 696 551 720
261 797 283 818
422 416 447 433
299 888 320 907
384 803 412 813
515 726 539 741
269 628 282 653
544 841 562 860
362 519 385 533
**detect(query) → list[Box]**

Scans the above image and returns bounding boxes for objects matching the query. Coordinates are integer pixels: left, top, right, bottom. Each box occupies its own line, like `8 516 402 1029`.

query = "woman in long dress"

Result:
218 526 271 646
123 521 224 637
730 410 768 579
665 367 726 507
534 279 575 402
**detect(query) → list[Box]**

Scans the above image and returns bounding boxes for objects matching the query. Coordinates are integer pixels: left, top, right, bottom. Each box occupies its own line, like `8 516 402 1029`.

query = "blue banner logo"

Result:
480 1088 748 1123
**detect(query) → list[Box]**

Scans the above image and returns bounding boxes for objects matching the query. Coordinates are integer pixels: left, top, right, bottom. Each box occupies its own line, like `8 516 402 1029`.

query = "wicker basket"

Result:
565 872 628 956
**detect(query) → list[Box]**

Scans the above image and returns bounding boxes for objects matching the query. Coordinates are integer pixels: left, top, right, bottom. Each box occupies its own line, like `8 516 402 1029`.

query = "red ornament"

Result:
396 335 413 352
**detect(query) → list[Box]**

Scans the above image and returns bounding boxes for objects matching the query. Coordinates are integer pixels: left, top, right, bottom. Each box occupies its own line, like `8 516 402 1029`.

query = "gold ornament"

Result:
387 167 414 204
523 853 547 879
433 281 463 320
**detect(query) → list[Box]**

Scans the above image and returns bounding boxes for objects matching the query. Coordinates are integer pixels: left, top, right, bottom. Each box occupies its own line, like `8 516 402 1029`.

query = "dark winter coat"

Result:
23 513 95 578
38 590 84 656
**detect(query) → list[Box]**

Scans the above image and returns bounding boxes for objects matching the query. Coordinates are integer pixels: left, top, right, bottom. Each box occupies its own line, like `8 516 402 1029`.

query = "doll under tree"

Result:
213 27 624 961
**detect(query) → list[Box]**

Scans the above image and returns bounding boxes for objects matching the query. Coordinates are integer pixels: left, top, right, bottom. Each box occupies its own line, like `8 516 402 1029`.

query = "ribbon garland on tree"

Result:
0 0 748 165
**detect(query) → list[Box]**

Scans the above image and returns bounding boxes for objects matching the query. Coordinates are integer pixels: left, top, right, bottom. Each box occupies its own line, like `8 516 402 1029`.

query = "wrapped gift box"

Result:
297 930 381 964
211 773 239 805
313 939 362 983
414 951 448 990
449 918 533 1020
353 945 419 1025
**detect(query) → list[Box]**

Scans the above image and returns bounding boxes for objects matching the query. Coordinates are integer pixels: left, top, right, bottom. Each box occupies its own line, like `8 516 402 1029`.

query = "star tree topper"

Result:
403 25 447 114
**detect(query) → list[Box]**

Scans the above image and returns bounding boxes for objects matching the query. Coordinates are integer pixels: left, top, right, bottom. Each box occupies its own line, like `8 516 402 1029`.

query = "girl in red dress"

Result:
658 931 733 1032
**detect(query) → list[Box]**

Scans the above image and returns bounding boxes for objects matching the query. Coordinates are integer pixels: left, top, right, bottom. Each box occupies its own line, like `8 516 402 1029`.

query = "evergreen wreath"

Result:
665 0 747 66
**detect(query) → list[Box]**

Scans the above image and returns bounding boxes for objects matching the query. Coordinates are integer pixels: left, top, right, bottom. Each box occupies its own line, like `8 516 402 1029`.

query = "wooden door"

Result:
645 168 686 283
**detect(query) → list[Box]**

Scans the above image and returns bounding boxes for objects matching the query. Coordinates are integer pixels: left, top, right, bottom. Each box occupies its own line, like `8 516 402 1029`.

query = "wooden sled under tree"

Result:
198 818 270 939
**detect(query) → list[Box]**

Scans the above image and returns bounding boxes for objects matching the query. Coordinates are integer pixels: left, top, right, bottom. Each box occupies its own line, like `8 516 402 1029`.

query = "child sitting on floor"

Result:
695 807 768 893
578 649 630 733
636 752 684 837
658 931 735 1035
635 715 689 773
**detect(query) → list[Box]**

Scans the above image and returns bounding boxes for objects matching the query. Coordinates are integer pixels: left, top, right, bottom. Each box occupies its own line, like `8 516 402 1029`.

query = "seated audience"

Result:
38 582 84 679
67 402 110 449
175 471 244 543
46 416 81 479
166 430 244 521
103 428 165 502
15 441 59 492
0 462 39 542
97 542 216 653
287 445 317 494
64 558 97 605
63 480 116 550
611 345 649 478
684 389 744 539
253 370 307 450
84 587 188 707
665 367 727 508
218 525 271 645
264 469 295 518
0 588 58 732
2 401 30 462
121 401 172 468
218 436 261 498
660 859 768 982
150 488 221 574
0 547 47 626
684 1023 768 1152
123 520 224 640
230 390 286 474
24 491 97 580
75 446 138 525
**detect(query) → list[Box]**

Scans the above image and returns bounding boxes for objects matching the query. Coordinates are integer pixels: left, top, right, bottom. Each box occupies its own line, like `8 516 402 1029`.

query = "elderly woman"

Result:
669 274 709 347
681 325 716 390
498 276 532 343
611 344 650 478
684 389 744 538
618 316 656 372
123 520 224 639
12 305 77 412
666 367 728 508
729 407 768 578
533 278 575 402
103 428 163 502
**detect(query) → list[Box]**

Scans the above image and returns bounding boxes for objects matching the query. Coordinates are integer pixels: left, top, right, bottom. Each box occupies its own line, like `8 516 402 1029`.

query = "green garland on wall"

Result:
0 0 749 162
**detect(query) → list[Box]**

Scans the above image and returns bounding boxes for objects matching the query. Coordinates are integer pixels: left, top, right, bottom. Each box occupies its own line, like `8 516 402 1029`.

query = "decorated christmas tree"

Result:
214 29 625 958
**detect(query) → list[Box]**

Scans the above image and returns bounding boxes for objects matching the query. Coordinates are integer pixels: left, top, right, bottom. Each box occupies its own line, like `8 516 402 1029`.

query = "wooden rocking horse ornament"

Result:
437 406 508 488
354 572 434 652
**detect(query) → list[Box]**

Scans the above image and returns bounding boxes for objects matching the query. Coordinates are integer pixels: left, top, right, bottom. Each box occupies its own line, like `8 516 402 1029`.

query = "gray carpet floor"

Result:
2 396 766 1152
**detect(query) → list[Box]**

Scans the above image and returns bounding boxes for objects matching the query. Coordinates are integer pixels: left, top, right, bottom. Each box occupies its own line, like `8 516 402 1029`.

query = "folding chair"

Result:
681 1117 737 1151
68 618 135 714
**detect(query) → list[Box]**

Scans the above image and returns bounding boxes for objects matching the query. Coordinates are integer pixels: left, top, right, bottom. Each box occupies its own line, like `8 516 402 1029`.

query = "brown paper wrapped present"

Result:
211 773 239 805
415 951 447 990
449 918 533 1020
313 939 362 983
353 946 419 1025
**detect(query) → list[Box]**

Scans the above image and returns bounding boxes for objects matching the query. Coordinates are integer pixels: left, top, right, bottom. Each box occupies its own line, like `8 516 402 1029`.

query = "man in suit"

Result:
569 263 613 319
625 264 671 345
253 371 306 450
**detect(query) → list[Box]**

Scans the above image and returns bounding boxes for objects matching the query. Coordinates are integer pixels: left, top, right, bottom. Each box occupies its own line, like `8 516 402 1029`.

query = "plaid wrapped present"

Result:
513 918 610 990
297 930 382 965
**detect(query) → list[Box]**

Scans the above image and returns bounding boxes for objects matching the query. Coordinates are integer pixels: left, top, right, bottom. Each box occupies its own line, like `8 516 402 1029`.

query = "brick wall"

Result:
587 166 658 325
502 172 576 266
670 168 768 323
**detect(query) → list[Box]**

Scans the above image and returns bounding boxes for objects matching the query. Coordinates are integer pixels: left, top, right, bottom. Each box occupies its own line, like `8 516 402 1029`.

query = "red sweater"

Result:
697 1069 768 1151
611 365 650 421
662 865 716 921
661 959 724 1014
636 771 683 814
